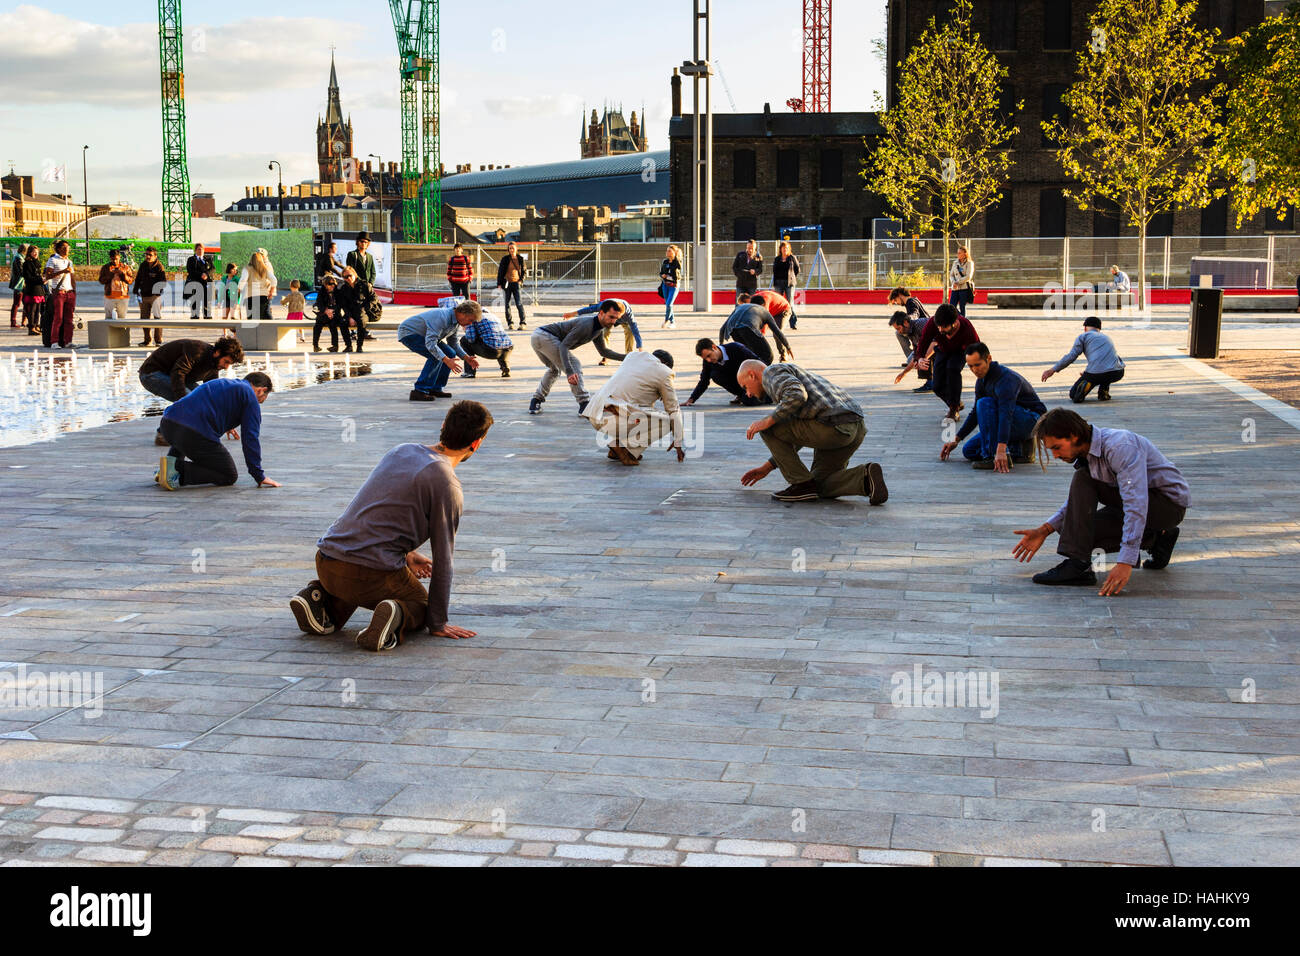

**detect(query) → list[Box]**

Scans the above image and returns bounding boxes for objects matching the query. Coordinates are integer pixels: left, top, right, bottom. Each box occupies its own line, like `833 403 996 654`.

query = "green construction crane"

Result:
158 0 191 242
388 0 440 242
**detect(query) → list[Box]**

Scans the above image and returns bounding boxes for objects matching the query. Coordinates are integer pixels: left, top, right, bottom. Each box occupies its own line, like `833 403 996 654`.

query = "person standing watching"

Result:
8 243 26 328
447 243 474 298
772 240 800 328
732 239 763 304
43 239 77 349
98 249 134 322
495 241 527 330
184 243 212 320
346 232 377 286
949 245 975 316
238 250 277 322
1042 316 1126 402
659 244 681 328
1012 408 1189 595
895 303 978 422
133 247 168 346
289 400 492 652
20 245 45 336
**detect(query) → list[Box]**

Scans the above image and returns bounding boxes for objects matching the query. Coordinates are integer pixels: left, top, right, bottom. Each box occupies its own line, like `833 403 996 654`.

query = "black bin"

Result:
1188 288 1223 359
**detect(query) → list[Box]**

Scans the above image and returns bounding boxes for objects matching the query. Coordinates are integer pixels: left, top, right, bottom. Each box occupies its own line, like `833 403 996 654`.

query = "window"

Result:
1093 199 1122 238
1041 83 1069 146
776 149 800 188
1148 212 1174 237
820 217 842 241
1200 196 1228 237
733 149 756 189
1044 0 1071 50
1039 189 1067 236
1265 206 1295 231
820 149 843 189
988 0 1018 51
998 81 1017 126
985 192 1013 238
733 217 756 241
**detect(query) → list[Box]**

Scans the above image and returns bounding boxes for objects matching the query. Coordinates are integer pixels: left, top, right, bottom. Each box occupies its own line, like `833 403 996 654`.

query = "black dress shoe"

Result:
431 389 452 398
865 462 888 505
409 389 436 402
1143 527 1180 570
771 481 819 502
1032 558 1098 586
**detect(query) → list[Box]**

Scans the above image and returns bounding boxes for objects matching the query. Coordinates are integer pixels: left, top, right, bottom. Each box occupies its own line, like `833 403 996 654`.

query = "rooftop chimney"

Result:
671 68 682 118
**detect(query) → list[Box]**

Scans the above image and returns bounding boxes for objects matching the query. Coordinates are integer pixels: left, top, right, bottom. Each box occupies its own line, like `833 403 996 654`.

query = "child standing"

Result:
283 279 307 344
217 263 240 325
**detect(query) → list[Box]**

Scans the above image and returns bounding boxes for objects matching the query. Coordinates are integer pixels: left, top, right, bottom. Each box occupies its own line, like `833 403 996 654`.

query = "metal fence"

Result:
392 236 1300 302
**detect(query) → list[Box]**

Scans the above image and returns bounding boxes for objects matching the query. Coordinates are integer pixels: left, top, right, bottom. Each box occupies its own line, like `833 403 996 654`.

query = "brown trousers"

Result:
315 552 428 639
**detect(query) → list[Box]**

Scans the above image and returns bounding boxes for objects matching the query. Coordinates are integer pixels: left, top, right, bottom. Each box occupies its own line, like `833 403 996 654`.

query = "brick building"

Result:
885 0 1296 238
580 107 648 159
668 106 885 243
519 204 614 243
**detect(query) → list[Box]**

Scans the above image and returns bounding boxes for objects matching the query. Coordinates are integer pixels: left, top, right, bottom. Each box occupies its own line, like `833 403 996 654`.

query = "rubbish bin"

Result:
1188 288 1223 359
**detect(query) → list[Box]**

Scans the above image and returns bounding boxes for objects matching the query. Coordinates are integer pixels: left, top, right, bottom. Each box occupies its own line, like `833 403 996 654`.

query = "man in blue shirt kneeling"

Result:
941 343 1047 472
156 372 280 490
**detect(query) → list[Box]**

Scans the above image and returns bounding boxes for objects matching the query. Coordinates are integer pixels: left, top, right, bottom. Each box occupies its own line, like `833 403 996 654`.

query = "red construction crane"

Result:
786 0 831 113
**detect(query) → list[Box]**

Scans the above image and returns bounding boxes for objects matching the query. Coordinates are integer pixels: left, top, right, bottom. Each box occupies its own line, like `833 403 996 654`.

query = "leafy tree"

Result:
864 0 1019 293
1044 0 1220 306
1218 4 1300 225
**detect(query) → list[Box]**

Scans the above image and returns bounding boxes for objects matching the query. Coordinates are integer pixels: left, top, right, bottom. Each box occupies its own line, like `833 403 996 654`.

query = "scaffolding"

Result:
158 0 191 242
389 1 441 243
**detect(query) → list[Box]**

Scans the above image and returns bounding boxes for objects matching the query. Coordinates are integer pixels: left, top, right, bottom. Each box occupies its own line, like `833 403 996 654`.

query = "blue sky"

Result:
0 0 887 213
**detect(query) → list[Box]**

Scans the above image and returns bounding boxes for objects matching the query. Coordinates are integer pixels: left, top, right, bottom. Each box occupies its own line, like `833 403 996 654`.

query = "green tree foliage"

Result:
1044 0 1220 305
864 0 1019 292
1218 4 1300 225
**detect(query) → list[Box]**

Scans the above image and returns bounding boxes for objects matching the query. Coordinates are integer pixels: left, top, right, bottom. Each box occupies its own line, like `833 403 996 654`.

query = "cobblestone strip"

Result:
0 791 1108 867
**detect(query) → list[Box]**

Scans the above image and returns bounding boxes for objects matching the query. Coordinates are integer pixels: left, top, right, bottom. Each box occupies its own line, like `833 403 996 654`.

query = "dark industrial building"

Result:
437 151 669 214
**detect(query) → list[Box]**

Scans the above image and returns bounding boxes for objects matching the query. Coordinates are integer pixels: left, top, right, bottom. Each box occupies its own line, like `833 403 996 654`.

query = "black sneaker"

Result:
577 400 589 416
1032 558 1098 586
912 383 932 393
409 389 436 402
1098 387 1112 401
1143 527 1180 570
971 458 1012 471
865 463 888 504
357 600 402 652
289 581 335 635
1013 451 1036 465
529 397 543 415
461 367 477 378
500 367 510 378
431 390 453 398
771 481 819 502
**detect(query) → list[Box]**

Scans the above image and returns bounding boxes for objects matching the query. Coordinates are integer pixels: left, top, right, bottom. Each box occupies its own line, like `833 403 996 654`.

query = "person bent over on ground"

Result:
584 349 686 466
738 290 794 331
290 400 492 651
1011 408 1189 596
562 297 642 363
459 307 514 378
719 302 794 365
941 343 1046 472
156 372 279 491
737 359 887 504
398 299 480 401
529 300 629 415
139 336 245 445
683 337 765 407
895 303 977 422
889 310 932 391
1042 316 1126 402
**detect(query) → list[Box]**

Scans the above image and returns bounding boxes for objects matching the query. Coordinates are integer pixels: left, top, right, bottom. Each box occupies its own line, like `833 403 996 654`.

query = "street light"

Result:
368 153 389 244
267 160 284 229
684 0 714 312
82 145 90 265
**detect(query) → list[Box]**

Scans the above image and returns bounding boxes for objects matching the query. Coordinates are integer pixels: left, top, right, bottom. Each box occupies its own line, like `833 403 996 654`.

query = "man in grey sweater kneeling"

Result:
289 400 493 651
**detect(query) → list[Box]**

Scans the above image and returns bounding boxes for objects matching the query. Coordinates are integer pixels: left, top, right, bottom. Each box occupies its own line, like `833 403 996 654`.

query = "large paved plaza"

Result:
0 308 1297 867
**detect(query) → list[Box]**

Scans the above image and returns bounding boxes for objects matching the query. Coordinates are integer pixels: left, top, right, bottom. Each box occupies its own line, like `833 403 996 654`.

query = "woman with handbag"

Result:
20 246 44 336
949 245 975 317
658 244 681 328
9 243 26 328
772 240 801 329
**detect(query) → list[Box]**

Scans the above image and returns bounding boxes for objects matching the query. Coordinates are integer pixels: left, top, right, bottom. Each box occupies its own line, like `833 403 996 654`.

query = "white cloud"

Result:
481 93 584 121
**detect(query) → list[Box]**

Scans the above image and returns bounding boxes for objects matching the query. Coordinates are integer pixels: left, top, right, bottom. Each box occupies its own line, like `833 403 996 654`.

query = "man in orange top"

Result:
739 290 793 330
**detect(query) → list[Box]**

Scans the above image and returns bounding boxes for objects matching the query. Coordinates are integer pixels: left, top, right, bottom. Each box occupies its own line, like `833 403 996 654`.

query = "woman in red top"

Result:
446 243 474 298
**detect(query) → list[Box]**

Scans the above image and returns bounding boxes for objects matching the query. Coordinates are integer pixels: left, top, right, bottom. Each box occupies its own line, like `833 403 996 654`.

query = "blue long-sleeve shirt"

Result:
576 299 642 348
162 377 265 483
955 362 1047 446
398 308 469 360
1047 426 1191 567
1051 330 1124 375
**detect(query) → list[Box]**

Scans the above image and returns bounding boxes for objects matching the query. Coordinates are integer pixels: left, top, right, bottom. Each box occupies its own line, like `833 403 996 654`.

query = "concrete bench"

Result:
86 318 405 351
988 291 1136 310
1220 295 1300 312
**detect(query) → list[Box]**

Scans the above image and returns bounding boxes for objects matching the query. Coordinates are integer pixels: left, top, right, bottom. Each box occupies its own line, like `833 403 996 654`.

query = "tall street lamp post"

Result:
267 161 284 229
82 145 90 264
368 153 389 244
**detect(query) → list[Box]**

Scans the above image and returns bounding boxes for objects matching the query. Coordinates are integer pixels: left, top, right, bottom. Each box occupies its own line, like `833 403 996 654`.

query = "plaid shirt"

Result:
461 313 512 350
762 363 864 425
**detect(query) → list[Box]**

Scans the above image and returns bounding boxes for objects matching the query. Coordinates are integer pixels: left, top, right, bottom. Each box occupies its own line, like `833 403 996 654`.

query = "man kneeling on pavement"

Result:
940 343 1046 472
737 359 888 504
583 349 686 466
290 400 492 651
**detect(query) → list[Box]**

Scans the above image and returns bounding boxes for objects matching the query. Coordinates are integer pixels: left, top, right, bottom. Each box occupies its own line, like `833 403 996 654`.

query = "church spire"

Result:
324 48 344 126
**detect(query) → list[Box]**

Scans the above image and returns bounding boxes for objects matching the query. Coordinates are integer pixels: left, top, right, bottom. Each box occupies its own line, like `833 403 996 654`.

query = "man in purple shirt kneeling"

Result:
289 400 493 651
1011 408 1190 596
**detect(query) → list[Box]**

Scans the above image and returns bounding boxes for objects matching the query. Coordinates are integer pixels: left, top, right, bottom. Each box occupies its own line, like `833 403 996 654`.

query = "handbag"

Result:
12 276 22 293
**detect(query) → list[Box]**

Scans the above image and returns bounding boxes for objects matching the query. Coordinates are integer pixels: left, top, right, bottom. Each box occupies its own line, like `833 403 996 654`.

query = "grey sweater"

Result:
316 444 463 629
535 315 626 375
1051 330 1124 375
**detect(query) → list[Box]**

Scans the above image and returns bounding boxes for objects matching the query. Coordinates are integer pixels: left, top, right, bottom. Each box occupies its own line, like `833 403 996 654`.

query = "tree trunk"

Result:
942 189 951 301
1137 220 1147 315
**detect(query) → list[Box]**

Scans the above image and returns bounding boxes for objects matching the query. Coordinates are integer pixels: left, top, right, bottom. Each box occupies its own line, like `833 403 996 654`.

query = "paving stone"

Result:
857 848 935 866
554 843 627 862
239 825 306 840
683 853 767 867
518 842 554 857
628 849 681 866
504 825 583 842
803 844 853 862
715 839 798 857
200 836 271 855
398 853 490 866
266 843 353 860
215 808 299 824
378 818 464 835
32 826 122 843
74 846 150 863
35 796 136 814
585 831 673 848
